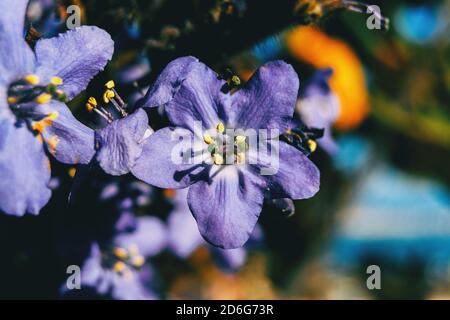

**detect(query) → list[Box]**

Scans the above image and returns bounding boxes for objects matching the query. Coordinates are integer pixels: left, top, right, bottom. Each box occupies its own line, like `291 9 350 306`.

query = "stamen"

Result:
105 80 115 89
86 96 113 123
113 261 126 273
68 167 76 178
307 139 317 153
131 255 145 268
216 122 225 134
103 81 128 117
203 133 215 145
7 97 17 105
230 75 241 87
114 247 128 260
36 93 52 104
103 89 115 104
50 76 63 86
213 153 224 165
31 111 58 134
235 135 246 144
24 74 40 85
88 97 98 107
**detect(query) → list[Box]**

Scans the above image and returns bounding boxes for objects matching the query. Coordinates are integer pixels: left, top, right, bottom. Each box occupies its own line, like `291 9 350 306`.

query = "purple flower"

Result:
68 216 167 300
132 57 320 249
167 189 263 272
0 0 113 216
296 69 340 155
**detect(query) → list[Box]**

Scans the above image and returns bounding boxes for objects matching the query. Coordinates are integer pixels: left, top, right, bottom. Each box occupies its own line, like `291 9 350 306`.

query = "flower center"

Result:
102 243 145 279
203 122 248 165
7 74 66 117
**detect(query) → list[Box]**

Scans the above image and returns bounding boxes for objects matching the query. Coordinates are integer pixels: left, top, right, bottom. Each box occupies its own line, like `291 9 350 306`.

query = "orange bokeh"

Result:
286 26 370 130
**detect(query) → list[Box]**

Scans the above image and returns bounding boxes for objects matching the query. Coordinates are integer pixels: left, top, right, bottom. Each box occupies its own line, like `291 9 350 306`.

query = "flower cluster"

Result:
0 0 337 299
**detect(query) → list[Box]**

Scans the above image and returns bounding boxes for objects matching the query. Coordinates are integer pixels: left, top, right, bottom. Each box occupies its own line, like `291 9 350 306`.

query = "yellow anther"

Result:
103 90 115 103
46 135 59 155
308 140 317 153
24 74 40 85
7 97 17 105
216 122 225 134
213 153 224 165
131 255 145 268
50 76 63 86
231 75 241 86
36 93 52 104
86 103 94 112
235 135 246 144
68 167 76 178
113 261 126 273
203 133 215 145
236 152 245 164
105 80 115 89
114 247 128 260
88 97 98 107
106 90 115 99
48 111 58 121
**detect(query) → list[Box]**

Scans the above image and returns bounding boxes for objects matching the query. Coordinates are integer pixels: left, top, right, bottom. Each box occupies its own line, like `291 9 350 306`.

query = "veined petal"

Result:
131 127 206 189
187 166 265 249
35 101 95 165
164 60 231 132
230 61 299 133
141 56 199 108
262 141 320 200
0 0 35 84
35 26 114 99
0 119 51 216
95 109 149 176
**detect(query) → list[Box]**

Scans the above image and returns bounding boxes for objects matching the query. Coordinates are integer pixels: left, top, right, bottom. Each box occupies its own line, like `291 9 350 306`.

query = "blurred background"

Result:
0 0 449 299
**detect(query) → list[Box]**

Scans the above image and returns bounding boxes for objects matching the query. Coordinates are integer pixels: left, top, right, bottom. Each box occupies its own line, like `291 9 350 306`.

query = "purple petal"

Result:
263 141 320 200
164 59 231 132
141 56 199 108
35 26 114 99
230 61 299 133
0 119 51 216
297 69 339 155
167 189 203 258
131 127 205 189
0 87 13 120
114 216 167 257
36 101 95 165
0 0 35 84
187 166 265 249
79 243 103 288
95 109 149 175
318 133 339 155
